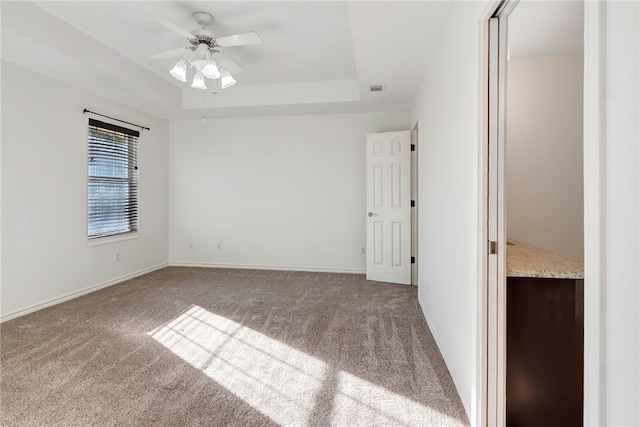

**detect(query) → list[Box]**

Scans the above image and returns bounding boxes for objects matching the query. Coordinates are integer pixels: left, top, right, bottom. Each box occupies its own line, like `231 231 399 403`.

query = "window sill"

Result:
88 232 140 247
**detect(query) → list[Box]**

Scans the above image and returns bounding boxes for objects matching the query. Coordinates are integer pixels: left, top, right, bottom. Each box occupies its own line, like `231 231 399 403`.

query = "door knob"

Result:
368 212 376 217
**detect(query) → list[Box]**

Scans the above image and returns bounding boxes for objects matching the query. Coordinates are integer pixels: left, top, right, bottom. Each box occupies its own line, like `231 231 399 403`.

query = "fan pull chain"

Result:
202 92 206 123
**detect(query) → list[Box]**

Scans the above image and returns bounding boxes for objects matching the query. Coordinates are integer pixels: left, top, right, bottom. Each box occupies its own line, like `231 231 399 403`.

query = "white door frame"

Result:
480 2 519 425
479 1 606 426
411 124 419 286
582 1 607 425
484 3 516 424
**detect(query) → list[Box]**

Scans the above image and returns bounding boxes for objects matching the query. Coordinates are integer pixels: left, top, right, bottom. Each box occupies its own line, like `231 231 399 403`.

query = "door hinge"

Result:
411 200 415 207
411 144 416 152
411 256 416 264
488 241 497 255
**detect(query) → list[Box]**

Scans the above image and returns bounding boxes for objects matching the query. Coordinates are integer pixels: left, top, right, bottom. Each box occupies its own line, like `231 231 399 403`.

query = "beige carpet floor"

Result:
1 267 469 426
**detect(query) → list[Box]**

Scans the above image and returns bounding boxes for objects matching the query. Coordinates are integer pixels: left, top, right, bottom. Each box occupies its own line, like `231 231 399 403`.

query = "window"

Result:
88 118 139 239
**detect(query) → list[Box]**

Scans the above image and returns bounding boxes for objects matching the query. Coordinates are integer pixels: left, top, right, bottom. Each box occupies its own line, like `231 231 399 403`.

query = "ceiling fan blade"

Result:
214 32 263 47
154 16 195 41
213 52 244 75
150 47 190 60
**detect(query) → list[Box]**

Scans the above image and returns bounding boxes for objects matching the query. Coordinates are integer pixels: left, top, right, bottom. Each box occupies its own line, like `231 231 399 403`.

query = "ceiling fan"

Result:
151 11 262 90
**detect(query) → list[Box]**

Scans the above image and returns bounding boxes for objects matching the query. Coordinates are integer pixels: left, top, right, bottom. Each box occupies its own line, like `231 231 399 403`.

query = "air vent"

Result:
369 84 385 92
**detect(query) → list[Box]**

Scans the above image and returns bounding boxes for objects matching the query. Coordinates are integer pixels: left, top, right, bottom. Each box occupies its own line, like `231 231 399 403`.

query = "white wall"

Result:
603 1 640 424
410 1 638 425
506 53 584 260
169 112 408 272
1 62 170 320
409 1 490 422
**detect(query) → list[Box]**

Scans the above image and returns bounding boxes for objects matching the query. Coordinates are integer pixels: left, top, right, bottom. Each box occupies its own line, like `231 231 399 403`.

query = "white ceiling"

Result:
509 0 584 57
36 1 360 86
0 1 453 120
0 1 584 120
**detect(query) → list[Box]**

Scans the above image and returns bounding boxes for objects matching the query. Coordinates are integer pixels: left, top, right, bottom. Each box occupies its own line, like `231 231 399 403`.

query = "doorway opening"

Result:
484 0 585 425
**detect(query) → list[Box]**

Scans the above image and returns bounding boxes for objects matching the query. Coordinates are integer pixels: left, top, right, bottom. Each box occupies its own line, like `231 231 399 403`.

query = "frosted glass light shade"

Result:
220 68 236 89
202 60 221 79
190 59 206 71
169 60 187 82
191 72 207 90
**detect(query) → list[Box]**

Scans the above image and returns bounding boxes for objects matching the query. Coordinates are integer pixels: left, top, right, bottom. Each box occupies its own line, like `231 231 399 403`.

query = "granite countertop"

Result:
506 240 584 279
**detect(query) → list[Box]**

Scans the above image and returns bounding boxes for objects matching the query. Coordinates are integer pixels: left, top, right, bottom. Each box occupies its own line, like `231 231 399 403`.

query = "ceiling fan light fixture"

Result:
202 59 221 79
191 72 207 90
190 58 206 72
220 68 236 89
154 13 260 91
169 60 187 82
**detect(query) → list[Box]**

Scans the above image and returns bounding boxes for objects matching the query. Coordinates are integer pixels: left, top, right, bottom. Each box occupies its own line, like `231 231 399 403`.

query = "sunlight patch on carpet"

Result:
149 305 457 426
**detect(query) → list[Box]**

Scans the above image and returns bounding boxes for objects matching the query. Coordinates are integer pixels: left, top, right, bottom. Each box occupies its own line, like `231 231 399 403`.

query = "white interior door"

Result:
366 131 411 285
487 7 515 425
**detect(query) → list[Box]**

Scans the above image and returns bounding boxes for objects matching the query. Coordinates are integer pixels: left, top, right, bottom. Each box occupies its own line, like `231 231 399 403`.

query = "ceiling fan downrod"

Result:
193 12 214 28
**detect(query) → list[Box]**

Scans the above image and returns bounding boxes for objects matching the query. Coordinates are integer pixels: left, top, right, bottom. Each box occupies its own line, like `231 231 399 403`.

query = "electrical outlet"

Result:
114 252 120 262
217 243 222 250
360 246 366 255
189 242 194 250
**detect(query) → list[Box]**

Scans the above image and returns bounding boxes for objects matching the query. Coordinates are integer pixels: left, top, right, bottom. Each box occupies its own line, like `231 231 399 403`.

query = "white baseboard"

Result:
417 291 473 423
0 262 168 323
169 261 365 275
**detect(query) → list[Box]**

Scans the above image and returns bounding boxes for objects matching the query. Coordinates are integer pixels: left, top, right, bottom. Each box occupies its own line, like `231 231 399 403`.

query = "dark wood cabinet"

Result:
506 277 584 427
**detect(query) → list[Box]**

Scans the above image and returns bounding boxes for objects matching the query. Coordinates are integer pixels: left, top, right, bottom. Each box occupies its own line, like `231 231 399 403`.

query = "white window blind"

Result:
88 118 139 239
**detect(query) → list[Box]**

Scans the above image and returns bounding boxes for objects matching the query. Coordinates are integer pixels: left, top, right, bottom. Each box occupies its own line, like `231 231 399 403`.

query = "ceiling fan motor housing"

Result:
189 34 217 48
190 12 217 48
